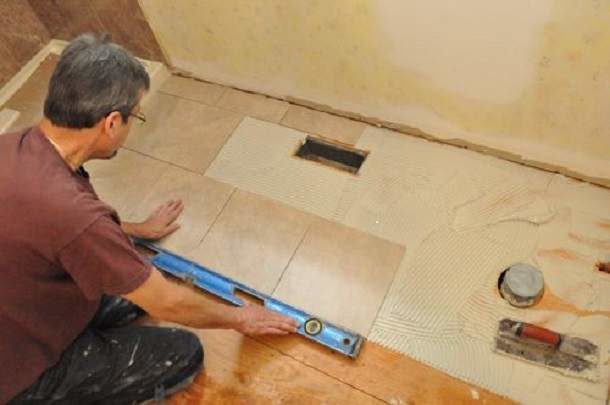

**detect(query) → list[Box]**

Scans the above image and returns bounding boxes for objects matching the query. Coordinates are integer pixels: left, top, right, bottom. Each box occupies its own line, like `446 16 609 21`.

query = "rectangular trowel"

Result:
494 318 600 381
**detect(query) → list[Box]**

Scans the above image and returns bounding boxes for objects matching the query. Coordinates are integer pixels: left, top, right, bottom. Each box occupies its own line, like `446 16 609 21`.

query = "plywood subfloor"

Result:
166 324 512 405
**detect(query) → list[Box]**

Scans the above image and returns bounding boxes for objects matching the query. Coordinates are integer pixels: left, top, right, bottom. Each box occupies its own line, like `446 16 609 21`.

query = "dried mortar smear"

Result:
206 119 610 403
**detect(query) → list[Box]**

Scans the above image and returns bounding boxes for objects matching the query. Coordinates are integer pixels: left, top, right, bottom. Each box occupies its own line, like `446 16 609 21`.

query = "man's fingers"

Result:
255 327 289 336
164 222 180 235
168 201 184 218
260 320 298 333
154 200 173 217
268 312 298 328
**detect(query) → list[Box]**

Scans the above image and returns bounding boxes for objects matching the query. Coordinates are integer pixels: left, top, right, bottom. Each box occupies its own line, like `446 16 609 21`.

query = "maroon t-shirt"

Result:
0 126 151 402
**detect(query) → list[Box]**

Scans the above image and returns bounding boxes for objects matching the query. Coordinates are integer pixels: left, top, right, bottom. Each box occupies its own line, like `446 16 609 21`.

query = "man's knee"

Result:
169 328 204 374
182 329 204 370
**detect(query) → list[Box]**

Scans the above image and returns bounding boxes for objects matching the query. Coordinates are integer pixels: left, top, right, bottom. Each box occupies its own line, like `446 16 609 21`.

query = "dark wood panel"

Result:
0 0 50 88
89 0 165 62
28 0 165 62
27 0 104 39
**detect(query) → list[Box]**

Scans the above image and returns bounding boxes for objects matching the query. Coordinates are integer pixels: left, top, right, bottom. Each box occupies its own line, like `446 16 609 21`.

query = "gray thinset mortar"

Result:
206 117 610 403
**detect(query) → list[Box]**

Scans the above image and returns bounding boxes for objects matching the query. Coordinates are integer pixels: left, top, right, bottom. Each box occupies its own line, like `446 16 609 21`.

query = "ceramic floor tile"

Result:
281 105 366 145
0 109 19 133
86 149 169 219
4 54 58 132
206 117 354 219
190 190 314 294
126 166 234 256
159 75 226 105
273 218 404 336
216 88 289 123
125 93 242 173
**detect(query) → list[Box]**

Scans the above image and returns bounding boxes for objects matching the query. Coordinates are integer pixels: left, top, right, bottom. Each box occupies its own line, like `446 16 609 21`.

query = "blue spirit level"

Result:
136 240 363 358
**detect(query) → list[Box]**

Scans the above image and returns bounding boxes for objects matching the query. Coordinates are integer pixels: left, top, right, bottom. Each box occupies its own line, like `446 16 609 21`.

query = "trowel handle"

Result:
518 323 561 347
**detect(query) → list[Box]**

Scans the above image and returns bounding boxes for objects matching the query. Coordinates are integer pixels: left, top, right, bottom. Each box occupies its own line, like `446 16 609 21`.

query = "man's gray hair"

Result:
44 33 150 129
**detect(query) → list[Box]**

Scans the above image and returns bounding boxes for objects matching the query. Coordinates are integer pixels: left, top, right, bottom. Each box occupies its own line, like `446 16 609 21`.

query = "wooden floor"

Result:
167 326 513 404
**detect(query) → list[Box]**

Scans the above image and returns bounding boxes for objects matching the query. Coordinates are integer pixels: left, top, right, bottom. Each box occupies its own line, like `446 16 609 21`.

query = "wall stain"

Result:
141 0 610 176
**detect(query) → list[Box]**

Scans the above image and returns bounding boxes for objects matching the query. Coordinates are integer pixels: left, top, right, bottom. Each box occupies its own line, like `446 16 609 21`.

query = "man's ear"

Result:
103 111 123 139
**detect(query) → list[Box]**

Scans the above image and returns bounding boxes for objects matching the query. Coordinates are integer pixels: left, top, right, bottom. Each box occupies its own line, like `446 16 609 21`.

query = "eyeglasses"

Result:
129 111 146 124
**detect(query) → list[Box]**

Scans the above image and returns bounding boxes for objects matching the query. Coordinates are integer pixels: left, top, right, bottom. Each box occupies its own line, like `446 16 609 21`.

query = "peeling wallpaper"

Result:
139 0 610 183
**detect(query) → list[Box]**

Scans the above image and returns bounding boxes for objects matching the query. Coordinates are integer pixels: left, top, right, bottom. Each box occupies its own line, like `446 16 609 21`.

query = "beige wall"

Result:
140 0 610 184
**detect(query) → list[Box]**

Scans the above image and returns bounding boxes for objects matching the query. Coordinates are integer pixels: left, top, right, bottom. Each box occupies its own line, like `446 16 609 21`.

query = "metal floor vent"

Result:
295 136 368 174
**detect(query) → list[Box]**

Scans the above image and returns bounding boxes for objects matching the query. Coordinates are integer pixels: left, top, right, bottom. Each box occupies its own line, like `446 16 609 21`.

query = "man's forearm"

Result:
121 222 145 239
125 269 242 330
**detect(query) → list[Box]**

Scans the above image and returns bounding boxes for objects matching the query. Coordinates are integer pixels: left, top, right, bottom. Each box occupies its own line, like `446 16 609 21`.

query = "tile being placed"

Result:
126 166 234 256
159 75 226 105
206 117 354 219
280 105 366 145
86 148 169 220
216 88 289 123
273 218 404 336
125 92 242 173
190 190 313 294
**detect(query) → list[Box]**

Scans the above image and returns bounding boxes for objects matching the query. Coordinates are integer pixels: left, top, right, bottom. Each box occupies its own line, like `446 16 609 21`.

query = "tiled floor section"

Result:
127 165 235 255
189 190 313 294
4 64 609 404
85 149 170 220
281 104 366 145
159 75 226 105
216 88 289 123
125 92 242 173
273 218 404 336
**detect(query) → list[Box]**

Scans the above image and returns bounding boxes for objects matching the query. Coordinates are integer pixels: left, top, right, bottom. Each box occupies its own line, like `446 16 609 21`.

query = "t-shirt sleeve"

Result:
57 215 152 300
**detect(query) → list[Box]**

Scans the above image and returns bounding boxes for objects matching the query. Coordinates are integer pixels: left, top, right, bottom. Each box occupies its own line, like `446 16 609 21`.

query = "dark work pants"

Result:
10 296 203 404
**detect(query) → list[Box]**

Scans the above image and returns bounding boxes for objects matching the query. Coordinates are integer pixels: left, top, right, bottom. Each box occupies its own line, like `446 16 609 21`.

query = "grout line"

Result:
251 336 388 404
121 147 206 176
270 220 313 296
277 102 291 124
200 115 246 174
156 89 222 108
195 187 237 247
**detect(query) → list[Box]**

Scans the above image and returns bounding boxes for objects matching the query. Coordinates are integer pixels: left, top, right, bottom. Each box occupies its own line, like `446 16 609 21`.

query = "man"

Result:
0 33 297 404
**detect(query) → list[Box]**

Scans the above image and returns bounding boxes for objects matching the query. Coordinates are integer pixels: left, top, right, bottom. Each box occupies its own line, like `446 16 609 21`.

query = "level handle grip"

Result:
519 323 561 347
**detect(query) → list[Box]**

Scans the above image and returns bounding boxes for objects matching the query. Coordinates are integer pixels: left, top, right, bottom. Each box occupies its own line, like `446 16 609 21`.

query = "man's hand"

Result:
233 303 299 336
125 270 299 336
122 199 184 240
